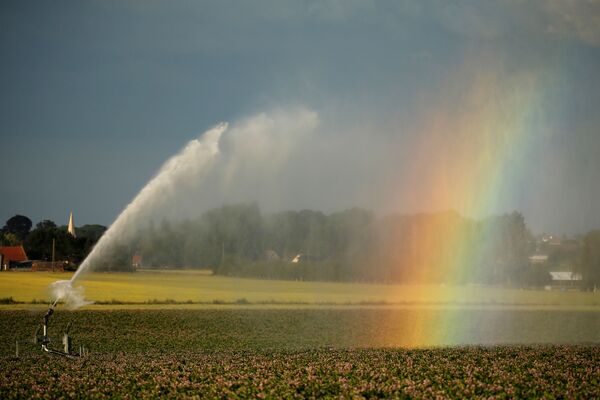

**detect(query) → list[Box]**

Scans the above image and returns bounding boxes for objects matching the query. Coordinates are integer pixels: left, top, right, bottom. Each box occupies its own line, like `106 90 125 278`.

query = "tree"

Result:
475 212 530 285
76 224 107 242
579 231 600 291
24 220 101 264
36 220 57 230
25 220 79 261
0 232 20 246
2 215 32 242
25 221 57 260
202 203 264 273
71 224 107 264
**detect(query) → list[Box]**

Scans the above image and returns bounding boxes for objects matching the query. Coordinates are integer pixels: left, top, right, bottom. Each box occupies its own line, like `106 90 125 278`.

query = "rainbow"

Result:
385 54 554 345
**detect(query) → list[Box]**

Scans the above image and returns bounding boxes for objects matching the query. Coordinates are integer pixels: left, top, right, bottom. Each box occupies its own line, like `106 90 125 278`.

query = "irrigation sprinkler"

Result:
34 299 87 358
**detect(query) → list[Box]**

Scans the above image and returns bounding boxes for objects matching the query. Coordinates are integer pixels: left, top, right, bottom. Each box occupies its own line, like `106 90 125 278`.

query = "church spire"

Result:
67 211 76 238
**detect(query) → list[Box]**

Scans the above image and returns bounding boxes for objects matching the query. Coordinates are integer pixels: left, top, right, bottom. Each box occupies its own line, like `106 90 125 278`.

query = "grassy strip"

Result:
2 271 599 306
3 296 600 309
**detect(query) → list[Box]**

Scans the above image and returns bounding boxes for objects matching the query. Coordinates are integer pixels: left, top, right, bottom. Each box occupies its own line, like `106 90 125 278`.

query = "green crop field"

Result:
1 271 599 397
1 309 599 398
1 270 599 309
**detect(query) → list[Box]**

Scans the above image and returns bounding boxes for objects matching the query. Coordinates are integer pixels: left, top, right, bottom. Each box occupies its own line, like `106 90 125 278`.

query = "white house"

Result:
549 271 582 289
529 254 548 264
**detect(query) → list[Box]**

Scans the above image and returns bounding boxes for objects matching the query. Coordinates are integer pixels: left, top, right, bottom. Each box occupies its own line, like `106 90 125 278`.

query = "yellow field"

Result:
0 270 599 309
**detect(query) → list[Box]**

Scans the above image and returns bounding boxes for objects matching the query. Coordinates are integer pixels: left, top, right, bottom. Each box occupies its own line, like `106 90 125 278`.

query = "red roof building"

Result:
132 254 142 268
0 246 29 269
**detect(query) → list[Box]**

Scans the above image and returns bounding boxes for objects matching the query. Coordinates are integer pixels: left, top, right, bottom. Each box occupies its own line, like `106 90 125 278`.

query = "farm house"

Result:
549 271 582 290
0 246 29 270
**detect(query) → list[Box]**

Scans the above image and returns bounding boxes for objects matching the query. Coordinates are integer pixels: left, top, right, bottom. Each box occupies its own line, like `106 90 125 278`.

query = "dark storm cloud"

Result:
0 0 598 235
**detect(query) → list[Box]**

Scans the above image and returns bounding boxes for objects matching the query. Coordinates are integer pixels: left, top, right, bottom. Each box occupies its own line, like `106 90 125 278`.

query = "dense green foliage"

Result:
4 206 600 286
0 310 598 398
1 217 106 267
1 215 32 242
25 223 107 266
580 231 600 290
133 205 537 285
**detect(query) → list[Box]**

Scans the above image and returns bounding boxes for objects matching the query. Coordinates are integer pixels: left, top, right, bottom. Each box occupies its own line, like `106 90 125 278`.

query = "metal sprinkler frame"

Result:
35 299 87 358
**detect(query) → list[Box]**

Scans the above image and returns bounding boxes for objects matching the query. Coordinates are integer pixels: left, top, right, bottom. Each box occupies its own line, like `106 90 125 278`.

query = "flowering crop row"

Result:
2 346 599 399
0 309 598 398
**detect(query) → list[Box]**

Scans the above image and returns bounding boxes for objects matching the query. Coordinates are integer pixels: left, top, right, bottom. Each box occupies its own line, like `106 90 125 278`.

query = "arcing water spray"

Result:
71 122 227 284
39 124 227 357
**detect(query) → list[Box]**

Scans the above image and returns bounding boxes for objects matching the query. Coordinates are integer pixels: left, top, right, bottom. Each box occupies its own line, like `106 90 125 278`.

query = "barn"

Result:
0 246 29 270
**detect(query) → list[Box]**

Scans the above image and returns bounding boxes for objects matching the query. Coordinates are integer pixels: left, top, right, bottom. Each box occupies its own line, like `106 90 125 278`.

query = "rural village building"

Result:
291 254 320 263
132 254 143 268
529 254 548 264
0 246 29 270
31 261 66 272
1 243 67 272
548 271 582 289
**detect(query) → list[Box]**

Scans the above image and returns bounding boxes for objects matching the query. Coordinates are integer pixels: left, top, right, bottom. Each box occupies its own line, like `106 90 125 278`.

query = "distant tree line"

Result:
579 231 600 291
0 214 106 270
2 206 599 289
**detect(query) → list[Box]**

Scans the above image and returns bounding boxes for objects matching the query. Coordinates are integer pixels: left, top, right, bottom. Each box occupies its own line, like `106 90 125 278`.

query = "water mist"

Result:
51 123 227 305
49 107 319 307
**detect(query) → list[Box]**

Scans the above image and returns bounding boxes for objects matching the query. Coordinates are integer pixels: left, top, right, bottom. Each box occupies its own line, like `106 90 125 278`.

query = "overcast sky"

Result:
1 0 599 235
